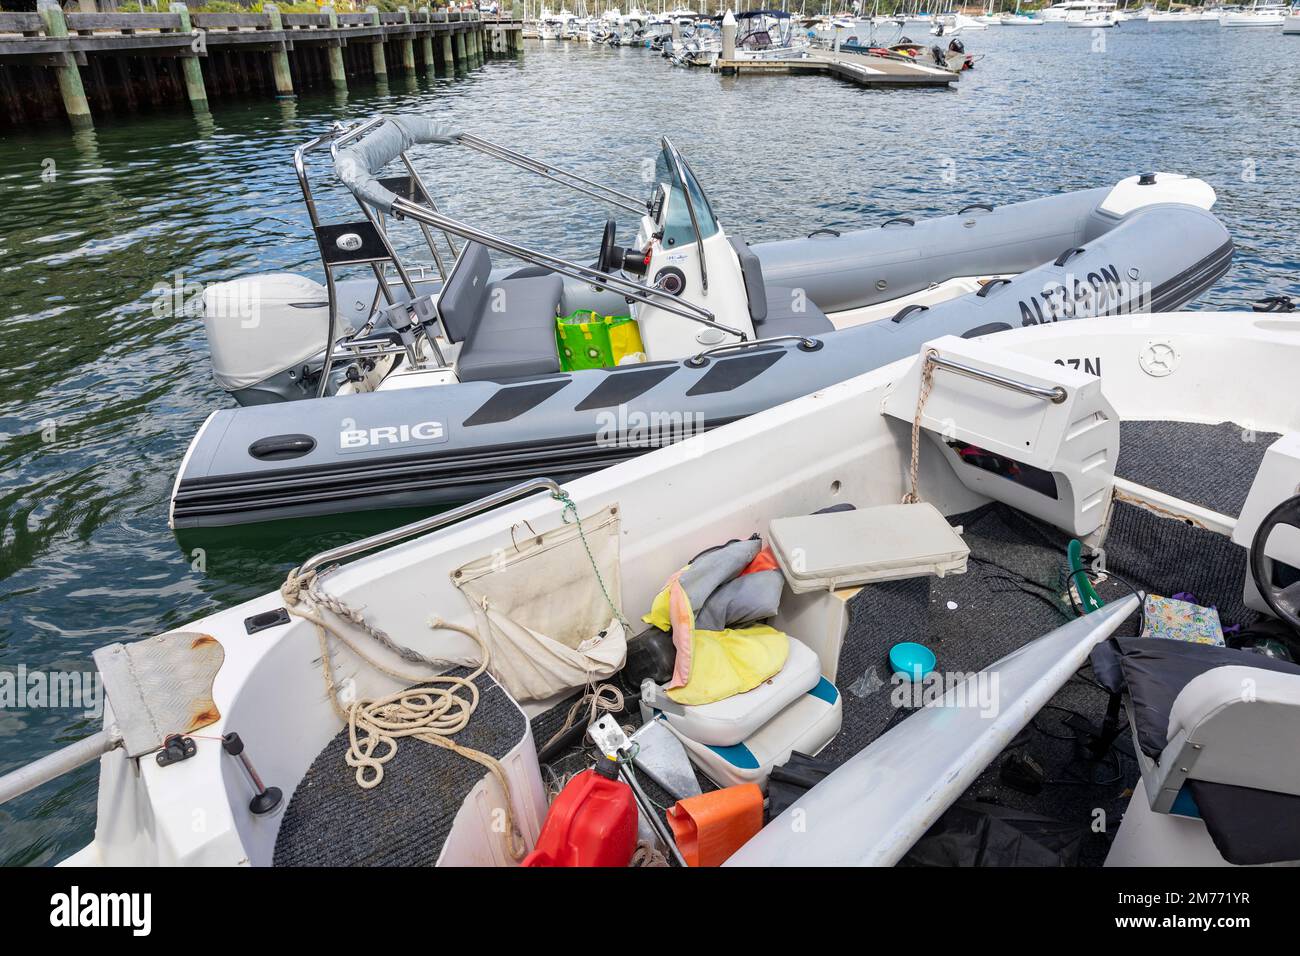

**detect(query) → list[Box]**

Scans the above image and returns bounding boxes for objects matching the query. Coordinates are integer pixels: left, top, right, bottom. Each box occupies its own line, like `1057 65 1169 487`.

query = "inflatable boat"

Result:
171 114 1232 530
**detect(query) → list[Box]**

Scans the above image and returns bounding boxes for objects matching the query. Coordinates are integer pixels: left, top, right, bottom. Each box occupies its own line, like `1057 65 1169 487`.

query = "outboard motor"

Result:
201 274 337 406
948 37 965 54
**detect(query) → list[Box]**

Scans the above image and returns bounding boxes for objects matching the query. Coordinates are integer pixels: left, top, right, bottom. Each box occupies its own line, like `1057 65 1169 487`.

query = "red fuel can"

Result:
522 756 638 868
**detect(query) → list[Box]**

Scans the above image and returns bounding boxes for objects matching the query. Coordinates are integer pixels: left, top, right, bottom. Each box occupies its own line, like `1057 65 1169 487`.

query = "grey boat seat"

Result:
760 285 835 338
729 236 834 338
439 242 564 382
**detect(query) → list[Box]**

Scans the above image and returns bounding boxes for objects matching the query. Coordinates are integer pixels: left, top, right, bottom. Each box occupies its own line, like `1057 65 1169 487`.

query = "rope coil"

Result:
281 567 527 861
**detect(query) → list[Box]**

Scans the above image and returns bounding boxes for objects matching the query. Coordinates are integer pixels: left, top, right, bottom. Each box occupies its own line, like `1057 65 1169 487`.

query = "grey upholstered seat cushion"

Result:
758 286 835 336
456 274 564 382
438 242 493 343
729 236 768 324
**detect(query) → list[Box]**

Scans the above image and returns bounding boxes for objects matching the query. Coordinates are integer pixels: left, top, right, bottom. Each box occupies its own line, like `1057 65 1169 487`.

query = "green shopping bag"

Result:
556 311 644 371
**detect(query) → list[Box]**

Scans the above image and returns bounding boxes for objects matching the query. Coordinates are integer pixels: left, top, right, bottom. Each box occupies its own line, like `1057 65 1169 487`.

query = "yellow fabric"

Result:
664 624 789 707
608 318 645 364
643 575 687 633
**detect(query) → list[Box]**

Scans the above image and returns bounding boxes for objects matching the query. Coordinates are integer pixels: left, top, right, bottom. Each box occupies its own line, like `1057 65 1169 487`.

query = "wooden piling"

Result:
264 5 295 97
454 28 467 74
323 6 348 92
367 6 388 79
170 3 209 113
419 8 435 73
440 30 455 77
398 7 416 72
37 0 93 129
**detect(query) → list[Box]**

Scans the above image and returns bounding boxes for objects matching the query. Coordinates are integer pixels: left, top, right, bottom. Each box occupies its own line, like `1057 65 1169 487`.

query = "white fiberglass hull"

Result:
1219 12 1285 26
63 312 1300 867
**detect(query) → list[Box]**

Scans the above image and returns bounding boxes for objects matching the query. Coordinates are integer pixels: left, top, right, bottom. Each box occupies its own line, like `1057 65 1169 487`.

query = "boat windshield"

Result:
654 140 720 250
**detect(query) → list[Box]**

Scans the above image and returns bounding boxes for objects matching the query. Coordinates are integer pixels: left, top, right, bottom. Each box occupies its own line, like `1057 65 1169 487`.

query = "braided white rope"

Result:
902 349 939 505
281 567 526 861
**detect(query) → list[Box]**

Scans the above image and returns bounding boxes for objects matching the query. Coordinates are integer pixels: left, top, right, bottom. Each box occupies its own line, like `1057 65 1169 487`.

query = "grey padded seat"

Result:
438 242 564 382
729 236 834 338
759 285 835 337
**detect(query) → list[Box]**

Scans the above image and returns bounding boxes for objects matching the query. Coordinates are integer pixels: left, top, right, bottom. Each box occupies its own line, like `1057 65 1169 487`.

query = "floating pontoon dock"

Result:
713 48 958 88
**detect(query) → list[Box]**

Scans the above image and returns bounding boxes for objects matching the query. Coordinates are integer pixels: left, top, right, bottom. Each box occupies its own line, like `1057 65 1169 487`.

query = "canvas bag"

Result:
452 504 627 702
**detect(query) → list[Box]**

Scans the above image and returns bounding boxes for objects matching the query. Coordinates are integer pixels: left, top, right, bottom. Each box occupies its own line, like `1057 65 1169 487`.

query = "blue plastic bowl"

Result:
889 642 936 681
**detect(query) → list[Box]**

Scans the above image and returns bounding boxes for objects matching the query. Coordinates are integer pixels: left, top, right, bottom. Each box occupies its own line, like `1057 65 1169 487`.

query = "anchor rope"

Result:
902 349 939 505
541 680 625 753
551 487 632 632
280 568 527 861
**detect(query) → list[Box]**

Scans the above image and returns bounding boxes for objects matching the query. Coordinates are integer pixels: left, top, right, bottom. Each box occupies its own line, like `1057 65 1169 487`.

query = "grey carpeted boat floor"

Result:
536 494 1255 866
274 668 524 867
1115 420 1278 518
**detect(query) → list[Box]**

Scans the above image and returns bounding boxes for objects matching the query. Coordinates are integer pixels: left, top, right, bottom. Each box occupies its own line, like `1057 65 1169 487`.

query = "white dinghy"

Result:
9 312 1300 868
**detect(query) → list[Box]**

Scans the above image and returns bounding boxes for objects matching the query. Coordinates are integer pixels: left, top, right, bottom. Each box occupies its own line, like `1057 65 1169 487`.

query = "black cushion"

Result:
1114 637 1300 759
1186 779 1300 866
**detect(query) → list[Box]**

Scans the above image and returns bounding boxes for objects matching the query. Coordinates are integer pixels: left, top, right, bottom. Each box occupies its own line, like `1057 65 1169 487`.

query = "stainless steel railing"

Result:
926 350 1069 404
298 476 566 577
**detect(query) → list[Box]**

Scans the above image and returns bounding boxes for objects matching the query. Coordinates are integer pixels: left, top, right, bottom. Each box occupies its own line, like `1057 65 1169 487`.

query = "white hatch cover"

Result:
769 502 969 594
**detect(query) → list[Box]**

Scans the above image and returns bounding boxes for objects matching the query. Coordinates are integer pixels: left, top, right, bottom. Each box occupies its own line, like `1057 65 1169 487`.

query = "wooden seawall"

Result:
0 4 525 130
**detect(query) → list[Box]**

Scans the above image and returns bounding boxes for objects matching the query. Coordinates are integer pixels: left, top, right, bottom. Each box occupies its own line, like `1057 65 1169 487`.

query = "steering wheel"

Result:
597 217 618 273
1249 493 1300 631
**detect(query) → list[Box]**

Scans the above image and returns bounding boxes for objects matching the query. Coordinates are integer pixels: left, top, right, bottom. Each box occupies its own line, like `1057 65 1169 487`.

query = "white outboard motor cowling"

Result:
201 273 335 405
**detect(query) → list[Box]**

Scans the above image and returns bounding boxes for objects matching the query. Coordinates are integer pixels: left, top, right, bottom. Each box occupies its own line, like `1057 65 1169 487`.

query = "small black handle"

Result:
959 203 994 214
890 304 930 324
976 278 1013 298
1054 247 1085 267
248 434 317 461
807 228 841 238
882 217 915 229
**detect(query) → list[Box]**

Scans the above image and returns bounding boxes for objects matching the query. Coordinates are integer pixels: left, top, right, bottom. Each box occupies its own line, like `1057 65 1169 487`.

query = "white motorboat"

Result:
1067 9 1121 24
1147 7 1211 22
1219 2 1287 25
537 7 578 39
726 10 812 62
931 13 989 33
18 309 1300 869
1044 1 1121 21
1000 12 1046 24
1285 7 1300 31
